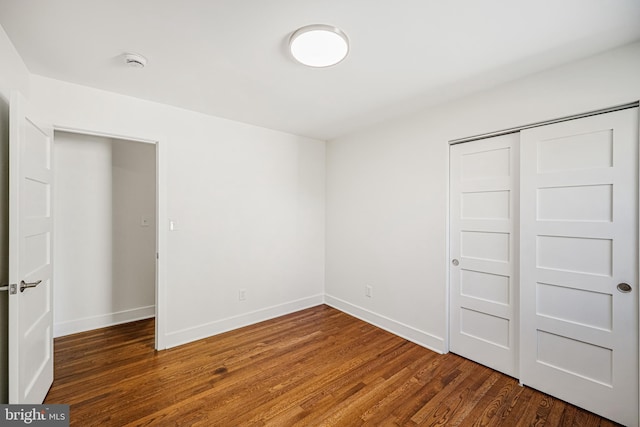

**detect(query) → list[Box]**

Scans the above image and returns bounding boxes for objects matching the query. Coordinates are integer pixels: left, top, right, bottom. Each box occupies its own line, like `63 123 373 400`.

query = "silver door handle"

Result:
617 283 632 293
451 259 459 266
20 280 42 292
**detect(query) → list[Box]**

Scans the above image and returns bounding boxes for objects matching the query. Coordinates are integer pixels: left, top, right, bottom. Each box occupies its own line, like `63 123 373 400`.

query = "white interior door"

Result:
8 92 54 403
520 108 638 426
449 133 519 377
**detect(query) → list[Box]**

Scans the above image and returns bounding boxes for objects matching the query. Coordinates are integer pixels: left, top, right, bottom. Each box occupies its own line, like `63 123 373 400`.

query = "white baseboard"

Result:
54 305 156 337
324 294 445 354
163 294 325 349
54 296 444 355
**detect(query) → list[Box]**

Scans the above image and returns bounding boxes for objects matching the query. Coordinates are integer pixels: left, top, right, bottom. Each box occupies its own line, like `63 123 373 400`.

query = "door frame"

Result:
53 125 168 350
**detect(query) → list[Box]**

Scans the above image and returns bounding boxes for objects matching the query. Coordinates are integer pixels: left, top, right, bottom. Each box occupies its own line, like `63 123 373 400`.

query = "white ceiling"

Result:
1 0 639 140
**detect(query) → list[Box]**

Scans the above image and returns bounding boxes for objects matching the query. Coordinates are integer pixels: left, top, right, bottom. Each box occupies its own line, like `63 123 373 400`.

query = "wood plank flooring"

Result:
44 305 620 426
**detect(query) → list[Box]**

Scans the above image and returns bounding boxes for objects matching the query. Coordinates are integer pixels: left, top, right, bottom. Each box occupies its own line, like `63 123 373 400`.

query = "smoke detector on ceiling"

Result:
123 53 147 68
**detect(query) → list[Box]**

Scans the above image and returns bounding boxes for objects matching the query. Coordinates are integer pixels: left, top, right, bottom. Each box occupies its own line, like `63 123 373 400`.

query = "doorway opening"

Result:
53 130 158 343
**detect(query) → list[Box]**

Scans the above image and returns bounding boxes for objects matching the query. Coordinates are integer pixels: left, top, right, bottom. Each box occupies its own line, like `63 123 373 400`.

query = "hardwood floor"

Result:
45 305 620 426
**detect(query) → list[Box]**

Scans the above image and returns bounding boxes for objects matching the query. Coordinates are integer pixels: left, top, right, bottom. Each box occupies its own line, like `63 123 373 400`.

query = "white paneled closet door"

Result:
519 108 638 427
449 133 519 377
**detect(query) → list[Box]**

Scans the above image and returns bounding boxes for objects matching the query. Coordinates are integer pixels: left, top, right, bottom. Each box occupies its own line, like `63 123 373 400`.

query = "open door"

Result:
8 92 54 403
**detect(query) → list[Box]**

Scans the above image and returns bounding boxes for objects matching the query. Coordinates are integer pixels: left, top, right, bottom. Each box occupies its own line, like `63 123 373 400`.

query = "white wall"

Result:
0 25 30 403
31 77 326 348
112 139 156 322
54 133 112 332
53 132 156 336
325 41 640 353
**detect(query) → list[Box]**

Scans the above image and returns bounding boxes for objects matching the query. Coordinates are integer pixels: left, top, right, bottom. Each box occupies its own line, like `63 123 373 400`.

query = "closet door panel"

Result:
449 133 519 377
520 108 638 427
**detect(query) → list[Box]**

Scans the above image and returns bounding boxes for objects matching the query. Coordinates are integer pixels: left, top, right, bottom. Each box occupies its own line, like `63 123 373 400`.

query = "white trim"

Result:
324 294 445 354
444 142 451 353
164 295 324 349
53 126 157 145
155 137 168 350
54 306 155 337
636 105 640 427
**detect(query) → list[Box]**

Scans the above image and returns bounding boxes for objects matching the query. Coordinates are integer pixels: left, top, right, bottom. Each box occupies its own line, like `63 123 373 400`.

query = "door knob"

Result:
617 283 632 293
452 259 459 266
20 280 42 293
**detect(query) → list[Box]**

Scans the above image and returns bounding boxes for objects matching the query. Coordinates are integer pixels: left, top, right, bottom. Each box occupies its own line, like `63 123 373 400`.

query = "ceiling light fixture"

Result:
289 24 349 68
124 52 147 68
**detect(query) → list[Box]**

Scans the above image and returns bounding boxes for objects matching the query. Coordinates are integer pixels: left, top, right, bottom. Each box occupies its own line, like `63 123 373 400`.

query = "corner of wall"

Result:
323 294 445 354
0 25 30 103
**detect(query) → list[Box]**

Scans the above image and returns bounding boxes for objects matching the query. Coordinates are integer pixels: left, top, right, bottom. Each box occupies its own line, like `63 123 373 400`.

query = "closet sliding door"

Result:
449 133 519 377
519 108 638 427
450 107 638 426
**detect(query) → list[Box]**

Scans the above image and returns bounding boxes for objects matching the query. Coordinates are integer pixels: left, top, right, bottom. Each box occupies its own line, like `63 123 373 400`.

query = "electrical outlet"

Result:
365 285 372 298
239 289 246 301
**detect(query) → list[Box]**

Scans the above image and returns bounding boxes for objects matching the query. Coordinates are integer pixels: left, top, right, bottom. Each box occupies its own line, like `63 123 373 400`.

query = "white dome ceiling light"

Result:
124 52 147 68
289 24 349 68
